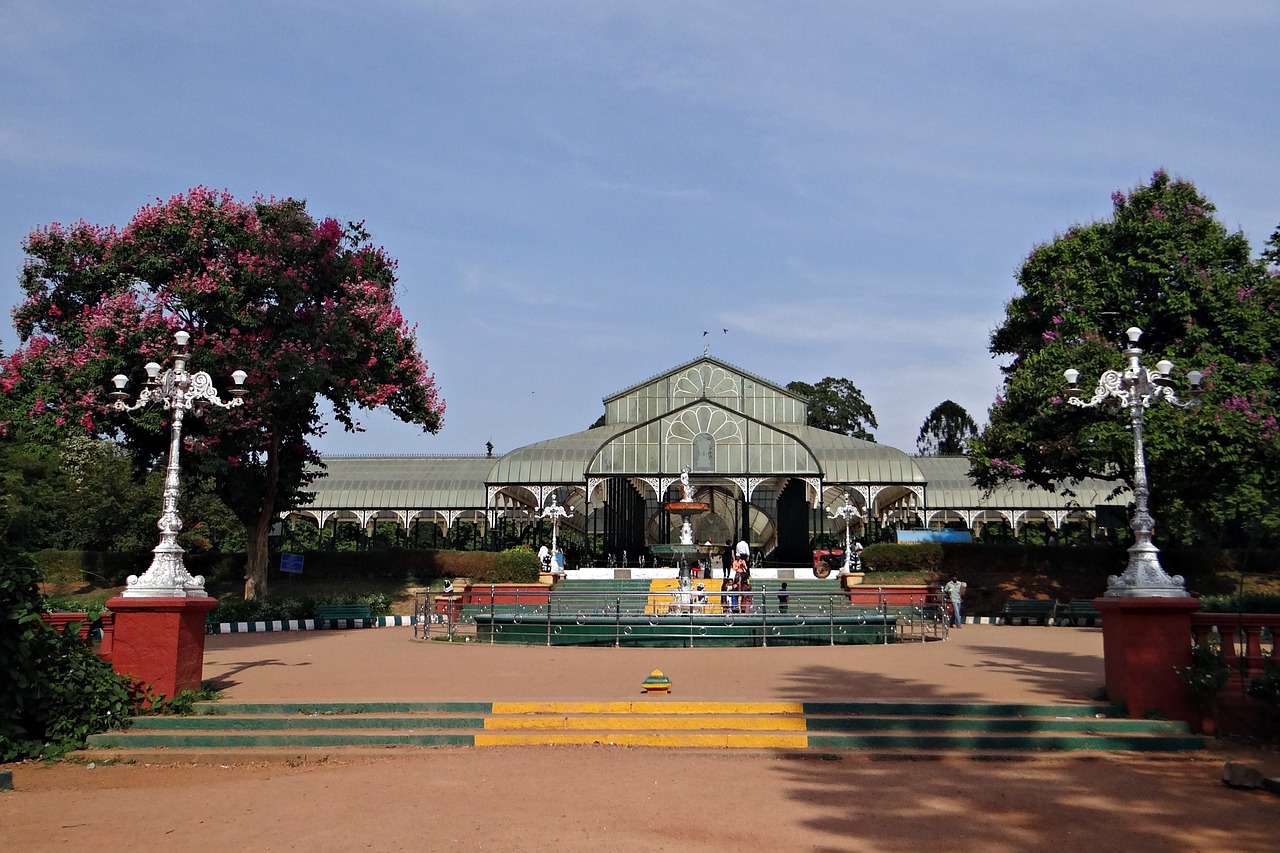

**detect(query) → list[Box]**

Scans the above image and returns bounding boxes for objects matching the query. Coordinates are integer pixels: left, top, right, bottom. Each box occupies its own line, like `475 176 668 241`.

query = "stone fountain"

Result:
651 467 710 576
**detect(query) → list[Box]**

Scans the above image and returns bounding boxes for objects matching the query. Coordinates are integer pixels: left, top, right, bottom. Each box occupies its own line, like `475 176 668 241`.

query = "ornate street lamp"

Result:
539 494 574 571
110 330 247 598
1063 326 1202 597
827 493 862 574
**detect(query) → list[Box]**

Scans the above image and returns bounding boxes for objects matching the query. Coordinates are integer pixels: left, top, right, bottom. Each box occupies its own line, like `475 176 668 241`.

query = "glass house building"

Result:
287 356 1126 565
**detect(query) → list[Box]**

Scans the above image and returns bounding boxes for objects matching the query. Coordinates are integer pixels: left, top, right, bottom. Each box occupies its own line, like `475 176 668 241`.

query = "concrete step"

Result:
76 700 1202 762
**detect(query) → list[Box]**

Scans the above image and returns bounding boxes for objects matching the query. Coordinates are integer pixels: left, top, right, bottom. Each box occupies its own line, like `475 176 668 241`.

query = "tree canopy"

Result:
970 170 1280 546
0 188 445 596
786 377 877 441
917 400 978 455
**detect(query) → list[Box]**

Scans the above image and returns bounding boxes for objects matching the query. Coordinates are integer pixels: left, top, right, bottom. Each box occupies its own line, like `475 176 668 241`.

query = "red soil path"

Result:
4 625 1278 851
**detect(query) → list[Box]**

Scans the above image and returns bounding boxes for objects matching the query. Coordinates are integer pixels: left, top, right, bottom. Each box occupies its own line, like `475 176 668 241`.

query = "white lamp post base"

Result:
123 543 209 598
1104 541 1189 598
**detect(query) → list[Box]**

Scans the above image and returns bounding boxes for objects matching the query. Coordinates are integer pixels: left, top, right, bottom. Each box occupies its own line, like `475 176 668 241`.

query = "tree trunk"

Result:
242 432 282 600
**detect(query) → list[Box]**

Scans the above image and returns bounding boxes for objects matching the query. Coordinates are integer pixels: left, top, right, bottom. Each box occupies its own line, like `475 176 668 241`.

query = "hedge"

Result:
30 548 541 588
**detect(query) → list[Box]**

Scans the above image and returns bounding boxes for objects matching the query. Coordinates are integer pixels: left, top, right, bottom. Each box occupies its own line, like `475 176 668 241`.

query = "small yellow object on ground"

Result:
641 669 672 693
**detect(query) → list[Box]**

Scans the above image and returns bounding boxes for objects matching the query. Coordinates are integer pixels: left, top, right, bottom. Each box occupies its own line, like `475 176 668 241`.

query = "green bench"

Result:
314 604 374 628
1056 598 1102 627
999 598 1058 626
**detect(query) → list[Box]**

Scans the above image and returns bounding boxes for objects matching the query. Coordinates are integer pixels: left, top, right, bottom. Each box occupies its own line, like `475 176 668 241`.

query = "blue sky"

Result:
2 1 1277 457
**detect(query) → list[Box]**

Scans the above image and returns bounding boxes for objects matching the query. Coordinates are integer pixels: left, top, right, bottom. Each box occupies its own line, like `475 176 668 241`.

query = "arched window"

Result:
692 432 715 472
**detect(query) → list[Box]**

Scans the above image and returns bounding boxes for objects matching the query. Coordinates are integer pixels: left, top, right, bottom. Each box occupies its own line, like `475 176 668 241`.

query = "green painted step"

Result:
88 732 476 748
80 701 1203 757
807 733 1203 752
192 701 491 715
803 717 1187 735
801 701 1126 717
127 715 487 731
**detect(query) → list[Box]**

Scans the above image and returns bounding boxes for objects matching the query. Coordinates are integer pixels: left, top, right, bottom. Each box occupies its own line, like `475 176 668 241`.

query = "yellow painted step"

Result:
484 715 808 731
492 701 804 715
475 732 809 748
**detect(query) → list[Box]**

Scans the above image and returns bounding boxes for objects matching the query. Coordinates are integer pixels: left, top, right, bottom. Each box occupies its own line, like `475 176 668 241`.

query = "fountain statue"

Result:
651 466 711 572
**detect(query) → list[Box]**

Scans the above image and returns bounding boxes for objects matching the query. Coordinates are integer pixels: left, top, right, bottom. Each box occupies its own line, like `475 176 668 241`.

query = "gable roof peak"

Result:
602 354 798 403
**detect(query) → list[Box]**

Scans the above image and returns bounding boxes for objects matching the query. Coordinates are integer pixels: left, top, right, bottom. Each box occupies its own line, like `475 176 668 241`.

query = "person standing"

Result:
943 573 966 628
777 582 789 615
722 541 734 580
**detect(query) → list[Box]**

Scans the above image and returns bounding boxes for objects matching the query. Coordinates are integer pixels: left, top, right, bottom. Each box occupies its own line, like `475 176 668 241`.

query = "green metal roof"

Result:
799 427 927 483
488 424 629 483
305 455 495 510
911 455 1128 510
301 452 1127 514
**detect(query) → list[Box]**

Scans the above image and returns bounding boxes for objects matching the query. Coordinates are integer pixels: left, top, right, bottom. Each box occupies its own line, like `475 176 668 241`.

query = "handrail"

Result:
411 585 949 647
1191 612 1279 682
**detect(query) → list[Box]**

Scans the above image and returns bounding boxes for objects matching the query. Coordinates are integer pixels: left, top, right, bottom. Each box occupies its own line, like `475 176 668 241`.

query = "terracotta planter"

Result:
40 612 94 642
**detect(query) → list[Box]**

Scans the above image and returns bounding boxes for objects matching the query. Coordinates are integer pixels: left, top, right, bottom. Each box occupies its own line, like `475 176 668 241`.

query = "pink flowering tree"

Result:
1 188 444 597
970 171 1280 545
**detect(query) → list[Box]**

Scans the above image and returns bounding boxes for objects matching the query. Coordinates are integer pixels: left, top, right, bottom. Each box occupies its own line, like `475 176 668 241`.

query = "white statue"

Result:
680 518 694 546
679 467 696 502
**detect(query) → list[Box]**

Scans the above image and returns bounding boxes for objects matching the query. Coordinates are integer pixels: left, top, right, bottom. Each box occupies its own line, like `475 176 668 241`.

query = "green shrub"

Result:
1 552 133 761
862 543 943 573
1197 593 1280 614
208 591 398 623
1180 640 1230 700
41 596 109 618
1246 663 1280 715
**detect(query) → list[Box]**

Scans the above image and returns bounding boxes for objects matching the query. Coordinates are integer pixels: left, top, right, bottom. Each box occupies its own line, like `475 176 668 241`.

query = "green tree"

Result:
786 377 878 441
970 170 1280 546
916 400 978 455
52 436 158 552
0 188 445 597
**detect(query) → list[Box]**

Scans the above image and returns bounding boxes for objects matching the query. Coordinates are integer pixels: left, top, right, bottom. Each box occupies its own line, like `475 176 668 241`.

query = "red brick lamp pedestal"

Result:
1094 596 1201 726
104 595 218 702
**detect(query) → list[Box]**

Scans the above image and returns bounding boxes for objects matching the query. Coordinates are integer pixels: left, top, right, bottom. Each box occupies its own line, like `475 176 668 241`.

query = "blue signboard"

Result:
280 552 305 574
895 529 973 544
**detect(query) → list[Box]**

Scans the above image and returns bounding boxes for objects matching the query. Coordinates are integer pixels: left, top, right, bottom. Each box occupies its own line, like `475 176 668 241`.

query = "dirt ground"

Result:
203 622 1114 705
4 626 1279 852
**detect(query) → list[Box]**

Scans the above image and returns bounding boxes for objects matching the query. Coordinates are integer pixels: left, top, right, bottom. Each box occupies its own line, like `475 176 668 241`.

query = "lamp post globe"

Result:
1062 327 1201 597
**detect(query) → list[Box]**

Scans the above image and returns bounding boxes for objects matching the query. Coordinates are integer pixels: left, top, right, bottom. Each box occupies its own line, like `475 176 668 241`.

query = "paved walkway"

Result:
203 623 1107 705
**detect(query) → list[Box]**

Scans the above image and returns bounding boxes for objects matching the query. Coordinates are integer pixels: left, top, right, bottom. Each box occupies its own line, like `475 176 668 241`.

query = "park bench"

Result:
1055 598 1102 627
999 597 1058 626
314 603 374 628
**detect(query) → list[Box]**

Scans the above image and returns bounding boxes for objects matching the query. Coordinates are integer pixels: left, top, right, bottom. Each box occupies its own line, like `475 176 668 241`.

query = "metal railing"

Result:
415 586 948 647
